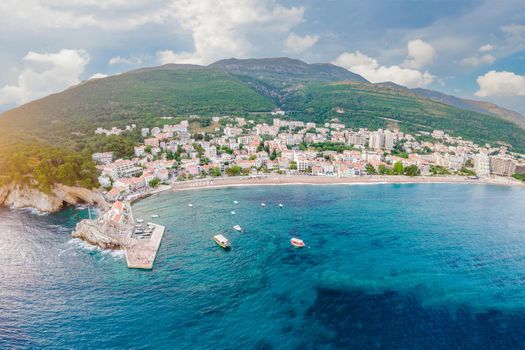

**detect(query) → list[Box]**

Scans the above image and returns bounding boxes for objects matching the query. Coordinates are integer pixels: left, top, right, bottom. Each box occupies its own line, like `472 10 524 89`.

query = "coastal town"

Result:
77 112 525 269
92 111 525 205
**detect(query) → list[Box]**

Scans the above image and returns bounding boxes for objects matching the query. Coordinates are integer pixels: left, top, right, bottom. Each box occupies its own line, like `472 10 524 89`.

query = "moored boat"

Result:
234 201 239 204
231 211 236 215
233 225 242 232
188 203 193 207
290 237 305 248
151 214 159 218
213 234 231 249
278 203 284 208
261 203 266 207
136 218 144 223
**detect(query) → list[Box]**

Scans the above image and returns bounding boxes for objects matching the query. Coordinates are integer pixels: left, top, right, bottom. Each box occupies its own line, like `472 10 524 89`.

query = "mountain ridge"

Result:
1 57 524 152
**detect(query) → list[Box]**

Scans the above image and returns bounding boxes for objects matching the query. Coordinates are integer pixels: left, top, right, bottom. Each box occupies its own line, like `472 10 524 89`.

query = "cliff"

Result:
72 219 125 250
0 183 109 213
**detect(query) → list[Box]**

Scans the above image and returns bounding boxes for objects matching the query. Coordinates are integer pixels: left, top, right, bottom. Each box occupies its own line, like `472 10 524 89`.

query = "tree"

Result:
149 178 160 188
430 165 450 175
365 163 377 175
270 149 278 161
226 165 242 176
289 161 297 170
393 161 404 175
513 173 525 182
404 165 420 177
209 167 222 177
378 164 393 175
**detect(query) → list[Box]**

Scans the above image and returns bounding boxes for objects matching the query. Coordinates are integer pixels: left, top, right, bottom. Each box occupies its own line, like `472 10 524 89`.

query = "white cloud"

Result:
478 44 495 52
109 55 146 65
333 50 435 88
476 70 525 97
0 0 168 31
156 0 304 65
284 32 319 53
404 39 435 69
500 24 525 36
461 53 496 66
0 49 89 105
88 73 108 80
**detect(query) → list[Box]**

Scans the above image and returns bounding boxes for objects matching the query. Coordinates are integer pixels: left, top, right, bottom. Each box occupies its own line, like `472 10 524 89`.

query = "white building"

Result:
368 131 385 150
474 153 490 177
92 152 114 165
384 130 395 150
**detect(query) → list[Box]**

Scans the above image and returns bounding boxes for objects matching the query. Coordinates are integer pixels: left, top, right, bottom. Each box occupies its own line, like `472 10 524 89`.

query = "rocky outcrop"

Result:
72 219 124 250
0 183 109 213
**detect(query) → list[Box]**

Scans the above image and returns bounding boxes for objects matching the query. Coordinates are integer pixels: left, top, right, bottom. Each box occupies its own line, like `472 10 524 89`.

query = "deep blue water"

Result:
2 184 525 349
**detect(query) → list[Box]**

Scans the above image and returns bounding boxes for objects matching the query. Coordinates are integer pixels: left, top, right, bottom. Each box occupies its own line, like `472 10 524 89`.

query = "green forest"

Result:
0 142 99 193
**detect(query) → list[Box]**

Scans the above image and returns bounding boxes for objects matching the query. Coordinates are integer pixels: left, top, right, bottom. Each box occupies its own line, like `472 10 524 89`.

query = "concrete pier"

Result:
125 222 165 269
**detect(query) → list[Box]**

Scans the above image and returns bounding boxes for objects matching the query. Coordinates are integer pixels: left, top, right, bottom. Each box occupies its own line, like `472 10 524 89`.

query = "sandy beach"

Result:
167 175 525 193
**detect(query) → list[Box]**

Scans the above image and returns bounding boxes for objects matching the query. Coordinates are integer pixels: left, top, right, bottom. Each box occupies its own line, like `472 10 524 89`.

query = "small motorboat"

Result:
213 234 231 249
151 214 160 218
278 203 284 208
290 237 305 248
136 218 145 223
261 203 266 207
234 201 239 204
188 203 193 207
233 225 242 232
231 211 236 215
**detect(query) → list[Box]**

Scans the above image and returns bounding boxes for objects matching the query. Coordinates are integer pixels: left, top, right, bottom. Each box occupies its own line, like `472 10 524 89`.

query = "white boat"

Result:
233 225 242 232
151 214 159 218
136 219 144 223
188 203 193 207
234 201 239 204
261 203 266 207
278 203 284 208
290 237 305 248
231 211 236 215
213 234 231 249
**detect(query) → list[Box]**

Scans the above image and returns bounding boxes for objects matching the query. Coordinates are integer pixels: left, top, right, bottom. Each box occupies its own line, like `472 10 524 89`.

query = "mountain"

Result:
1 57 525 152
0 65 275 144
411 88 525 129
210 57 368 104
210 57 367 85
285 81 525 151
376 82 525 129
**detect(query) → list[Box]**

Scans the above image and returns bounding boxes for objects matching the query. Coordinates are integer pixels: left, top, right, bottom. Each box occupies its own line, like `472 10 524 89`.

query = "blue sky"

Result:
0 0 524 113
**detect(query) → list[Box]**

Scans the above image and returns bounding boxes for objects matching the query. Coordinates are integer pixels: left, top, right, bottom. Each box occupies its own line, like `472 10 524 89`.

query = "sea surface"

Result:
2 184 525 349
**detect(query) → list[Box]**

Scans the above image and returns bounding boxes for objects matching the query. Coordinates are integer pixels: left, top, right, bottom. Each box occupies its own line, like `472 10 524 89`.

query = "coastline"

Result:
161 175 525 195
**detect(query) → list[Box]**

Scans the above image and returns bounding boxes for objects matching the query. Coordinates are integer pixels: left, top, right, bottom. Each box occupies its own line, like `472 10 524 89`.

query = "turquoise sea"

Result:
2 183 525 349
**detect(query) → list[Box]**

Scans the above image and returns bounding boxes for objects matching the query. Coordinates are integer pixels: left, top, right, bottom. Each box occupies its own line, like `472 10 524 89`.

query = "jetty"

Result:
125 222 165 269
72 200 166 270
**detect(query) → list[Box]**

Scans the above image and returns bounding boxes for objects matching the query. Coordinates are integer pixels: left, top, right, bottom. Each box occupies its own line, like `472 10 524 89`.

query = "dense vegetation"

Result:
0 142 99 192
514 173 525 182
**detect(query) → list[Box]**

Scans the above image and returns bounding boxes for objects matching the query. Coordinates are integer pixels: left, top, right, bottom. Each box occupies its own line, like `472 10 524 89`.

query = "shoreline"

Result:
156 175 525 196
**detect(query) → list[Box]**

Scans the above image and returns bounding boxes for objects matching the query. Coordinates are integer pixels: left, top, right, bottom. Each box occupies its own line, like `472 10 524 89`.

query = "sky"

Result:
0 0 524 114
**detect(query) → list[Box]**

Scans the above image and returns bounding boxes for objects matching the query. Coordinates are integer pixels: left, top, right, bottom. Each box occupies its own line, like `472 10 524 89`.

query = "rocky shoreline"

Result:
72 217 125 250
0 183 109 213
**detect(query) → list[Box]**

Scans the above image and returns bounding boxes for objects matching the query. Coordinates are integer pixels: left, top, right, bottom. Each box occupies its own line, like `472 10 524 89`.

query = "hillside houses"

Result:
94 115 525 202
